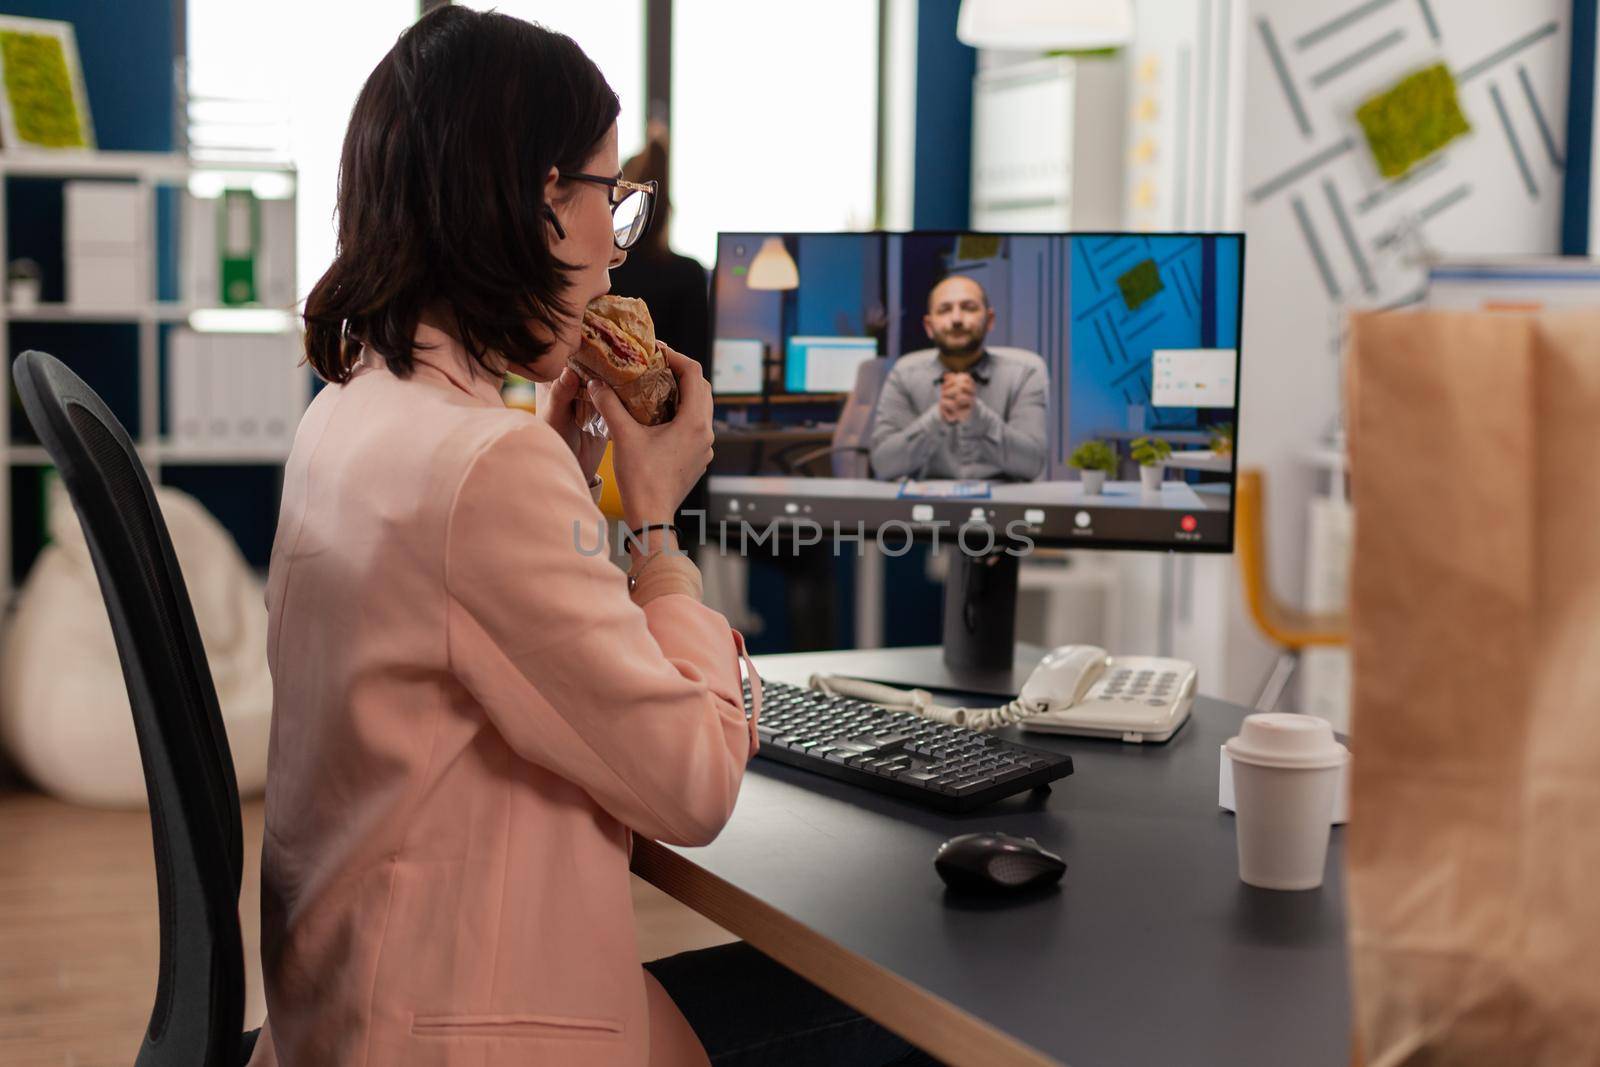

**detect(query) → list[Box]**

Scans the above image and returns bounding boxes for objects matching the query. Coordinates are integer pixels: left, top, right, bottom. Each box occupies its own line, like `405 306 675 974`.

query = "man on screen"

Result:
869 275 1048 482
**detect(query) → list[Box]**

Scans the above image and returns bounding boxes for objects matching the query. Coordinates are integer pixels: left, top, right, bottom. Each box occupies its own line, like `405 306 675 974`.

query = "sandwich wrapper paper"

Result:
1346 309 1600 1065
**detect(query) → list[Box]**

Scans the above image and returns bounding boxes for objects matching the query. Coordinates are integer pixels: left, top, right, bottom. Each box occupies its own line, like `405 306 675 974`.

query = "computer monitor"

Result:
708 230 1245 690
785 336 878 393
712 338 765 395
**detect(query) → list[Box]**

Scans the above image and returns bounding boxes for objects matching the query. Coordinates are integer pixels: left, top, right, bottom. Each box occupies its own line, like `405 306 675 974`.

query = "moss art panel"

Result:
955 233 1004 262
0 28 89 149
1118 258 1163 312
1356 63 1470 180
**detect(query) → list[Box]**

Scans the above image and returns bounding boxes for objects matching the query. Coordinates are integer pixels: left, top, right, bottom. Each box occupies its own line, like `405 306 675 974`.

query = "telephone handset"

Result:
808 644 1196 744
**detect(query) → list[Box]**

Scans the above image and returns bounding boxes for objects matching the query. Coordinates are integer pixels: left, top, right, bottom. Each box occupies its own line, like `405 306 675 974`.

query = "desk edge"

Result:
631 838 1063 1067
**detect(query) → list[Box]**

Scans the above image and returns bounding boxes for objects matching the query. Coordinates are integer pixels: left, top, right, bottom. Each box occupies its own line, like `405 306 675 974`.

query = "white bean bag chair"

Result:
0 479 272 808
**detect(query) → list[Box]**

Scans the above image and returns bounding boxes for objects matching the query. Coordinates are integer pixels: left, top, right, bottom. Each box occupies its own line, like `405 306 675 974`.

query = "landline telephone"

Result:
809 645 1197 743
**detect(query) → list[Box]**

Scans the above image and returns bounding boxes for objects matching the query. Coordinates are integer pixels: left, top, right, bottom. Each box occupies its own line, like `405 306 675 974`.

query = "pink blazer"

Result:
247 326 759 1067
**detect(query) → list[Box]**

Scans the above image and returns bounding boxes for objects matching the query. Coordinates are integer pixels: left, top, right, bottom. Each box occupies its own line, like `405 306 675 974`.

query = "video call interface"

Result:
708 232 1245 548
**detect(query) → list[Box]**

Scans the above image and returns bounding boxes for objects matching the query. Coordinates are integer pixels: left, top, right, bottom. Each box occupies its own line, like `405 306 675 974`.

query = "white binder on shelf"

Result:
205 334 233 451
168 329 203 448
257 197 296 309
262 334 301 448
65 181 146 309
183 193 219 308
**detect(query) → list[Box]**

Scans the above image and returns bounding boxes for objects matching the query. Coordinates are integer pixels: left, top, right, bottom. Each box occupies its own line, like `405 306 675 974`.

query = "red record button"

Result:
1180 514 1198 533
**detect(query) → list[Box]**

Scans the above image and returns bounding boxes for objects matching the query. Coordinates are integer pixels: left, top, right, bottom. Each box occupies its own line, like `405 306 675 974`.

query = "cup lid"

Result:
1225 712 1348 769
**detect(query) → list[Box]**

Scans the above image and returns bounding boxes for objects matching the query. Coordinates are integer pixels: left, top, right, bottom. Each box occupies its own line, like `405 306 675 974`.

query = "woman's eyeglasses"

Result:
558 173 658 250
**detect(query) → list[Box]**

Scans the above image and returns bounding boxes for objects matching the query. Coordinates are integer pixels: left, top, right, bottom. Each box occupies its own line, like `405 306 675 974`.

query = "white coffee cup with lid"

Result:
1224 713 1349 890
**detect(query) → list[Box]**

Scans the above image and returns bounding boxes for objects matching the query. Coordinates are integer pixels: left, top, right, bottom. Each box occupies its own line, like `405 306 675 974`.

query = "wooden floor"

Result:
0 788 734 1067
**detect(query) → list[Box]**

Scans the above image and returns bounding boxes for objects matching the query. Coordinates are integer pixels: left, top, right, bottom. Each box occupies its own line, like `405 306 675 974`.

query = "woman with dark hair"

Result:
250 8 932 1067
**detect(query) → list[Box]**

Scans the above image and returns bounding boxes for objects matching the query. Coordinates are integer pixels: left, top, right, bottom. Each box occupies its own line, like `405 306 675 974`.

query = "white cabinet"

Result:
971 54 1126 232
0 151 304 597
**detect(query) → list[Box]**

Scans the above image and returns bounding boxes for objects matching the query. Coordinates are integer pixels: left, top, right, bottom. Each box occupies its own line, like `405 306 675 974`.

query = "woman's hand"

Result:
587 342 713 532
538 365 609 485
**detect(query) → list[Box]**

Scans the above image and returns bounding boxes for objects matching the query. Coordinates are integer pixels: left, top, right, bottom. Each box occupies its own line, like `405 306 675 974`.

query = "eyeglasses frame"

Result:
556 172 659 249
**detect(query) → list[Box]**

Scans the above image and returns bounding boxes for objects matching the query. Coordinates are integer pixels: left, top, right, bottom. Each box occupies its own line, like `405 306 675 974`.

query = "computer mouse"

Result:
934 832 1066 893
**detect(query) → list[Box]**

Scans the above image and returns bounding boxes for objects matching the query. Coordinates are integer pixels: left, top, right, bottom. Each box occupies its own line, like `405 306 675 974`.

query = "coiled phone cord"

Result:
805 674 1044 732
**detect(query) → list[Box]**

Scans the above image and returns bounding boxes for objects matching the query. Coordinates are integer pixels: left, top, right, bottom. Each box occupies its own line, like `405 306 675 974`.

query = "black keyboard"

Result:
743 679 1074 812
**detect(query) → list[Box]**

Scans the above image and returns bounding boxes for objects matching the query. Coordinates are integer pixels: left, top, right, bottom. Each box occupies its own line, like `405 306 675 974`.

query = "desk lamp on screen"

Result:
708 230 1245 694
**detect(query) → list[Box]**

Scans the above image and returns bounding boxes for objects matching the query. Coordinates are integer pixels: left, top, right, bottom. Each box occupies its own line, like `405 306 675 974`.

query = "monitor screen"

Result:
712 338 765 394
785 336 878 393
707 231 1245 551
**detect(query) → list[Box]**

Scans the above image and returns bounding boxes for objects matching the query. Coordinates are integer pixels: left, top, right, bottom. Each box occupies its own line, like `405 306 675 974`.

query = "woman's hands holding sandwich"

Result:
539 365 610 485
587 342 713 537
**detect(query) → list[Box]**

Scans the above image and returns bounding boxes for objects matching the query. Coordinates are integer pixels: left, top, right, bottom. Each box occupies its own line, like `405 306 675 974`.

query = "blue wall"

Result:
5 0 178 303
713 234 785 352
5 2 183 580
1563 0 1597 253
795 234 874 335
4 0 176 152
1067 234 1242 447
911 0 975 230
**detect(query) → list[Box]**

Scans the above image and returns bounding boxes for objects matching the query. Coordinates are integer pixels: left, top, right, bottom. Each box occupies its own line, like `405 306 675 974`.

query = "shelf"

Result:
6 443 291 466
4 303 191 324
0 150 294 182
3 304 298 331
158 446 292 465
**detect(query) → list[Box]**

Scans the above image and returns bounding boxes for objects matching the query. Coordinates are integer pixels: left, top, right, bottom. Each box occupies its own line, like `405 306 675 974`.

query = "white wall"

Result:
1119 0 1253 699
1244 0 1569 590
1116 0 1575 705
1240 0 1570 706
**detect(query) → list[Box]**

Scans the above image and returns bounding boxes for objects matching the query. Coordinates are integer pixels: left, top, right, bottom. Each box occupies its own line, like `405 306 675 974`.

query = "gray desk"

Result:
632 647 1350 1067
713 424 835 475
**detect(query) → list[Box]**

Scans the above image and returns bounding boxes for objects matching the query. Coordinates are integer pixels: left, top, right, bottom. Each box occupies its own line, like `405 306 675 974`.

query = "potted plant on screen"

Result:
1131 436 1171 491
1209 422 1235 457
1069 440 1116 496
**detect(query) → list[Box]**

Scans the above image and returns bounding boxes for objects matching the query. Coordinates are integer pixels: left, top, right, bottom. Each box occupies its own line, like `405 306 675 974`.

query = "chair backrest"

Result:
1235 467 1346 648
12 351 245 1067
830 357 892 478
1235 469 1273 633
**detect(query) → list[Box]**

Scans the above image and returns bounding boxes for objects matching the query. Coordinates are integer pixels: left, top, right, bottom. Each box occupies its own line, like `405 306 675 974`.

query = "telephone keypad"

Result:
1095 668 1182 705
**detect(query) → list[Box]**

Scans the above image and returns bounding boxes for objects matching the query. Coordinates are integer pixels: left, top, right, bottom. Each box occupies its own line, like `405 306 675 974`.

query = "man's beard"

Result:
936 329 983 359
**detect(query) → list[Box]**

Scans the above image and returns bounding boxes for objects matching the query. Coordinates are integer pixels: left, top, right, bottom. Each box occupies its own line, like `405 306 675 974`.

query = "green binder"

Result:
219 189 260 305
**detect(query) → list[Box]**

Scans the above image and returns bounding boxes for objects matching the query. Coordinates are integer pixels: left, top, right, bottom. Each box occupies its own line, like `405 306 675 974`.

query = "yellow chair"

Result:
1235 469 1347 711
595 442 625 521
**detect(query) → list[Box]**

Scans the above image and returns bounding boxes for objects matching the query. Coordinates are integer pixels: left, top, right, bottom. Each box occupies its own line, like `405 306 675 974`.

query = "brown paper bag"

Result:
1346 309 1600 1065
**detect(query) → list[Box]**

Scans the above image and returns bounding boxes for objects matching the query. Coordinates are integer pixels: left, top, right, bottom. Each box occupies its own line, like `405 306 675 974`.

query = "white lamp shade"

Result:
956 0 1133 51
746 236 800 290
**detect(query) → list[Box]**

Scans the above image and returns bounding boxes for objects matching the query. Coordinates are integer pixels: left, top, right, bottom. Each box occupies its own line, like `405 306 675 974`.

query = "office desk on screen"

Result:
1165 449 1235 474
713 475 1209 511
1094 430 1215 482
713 424 835 475
631 647 1351 1067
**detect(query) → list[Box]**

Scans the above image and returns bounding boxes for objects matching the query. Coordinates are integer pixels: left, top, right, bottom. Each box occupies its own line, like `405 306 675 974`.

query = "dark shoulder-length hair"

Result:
303 6 620 382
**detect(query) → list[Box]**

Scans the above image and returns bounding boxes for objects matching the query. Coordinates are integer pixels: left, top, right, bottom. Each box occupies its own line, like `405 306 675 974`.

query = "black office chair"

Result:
12 351 261 1066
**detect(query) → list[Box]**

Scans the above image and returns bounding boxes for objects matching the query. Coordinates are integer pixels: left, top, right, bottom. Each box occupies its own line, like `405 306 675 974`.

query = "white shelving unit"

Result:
0 150 301 599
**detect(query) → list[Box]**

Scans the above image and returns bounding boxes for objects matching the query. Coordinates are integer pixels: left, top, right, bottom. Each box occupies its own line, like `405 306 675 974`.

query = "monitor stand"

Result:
848 544 1046 699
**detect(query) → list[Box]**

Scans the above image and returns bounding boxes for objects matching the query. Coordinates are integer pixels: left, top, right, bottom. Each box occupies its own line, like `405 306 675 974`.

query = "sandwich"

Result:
568 295 677 427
